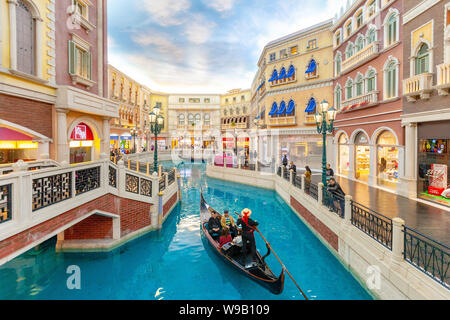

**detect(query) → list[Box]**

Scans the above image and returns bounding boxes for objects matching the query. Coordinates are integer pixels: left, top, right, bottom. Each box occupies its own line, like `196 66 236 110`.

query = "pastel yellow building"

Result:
251 19 334 168
220 88 251 130
0 0 57 163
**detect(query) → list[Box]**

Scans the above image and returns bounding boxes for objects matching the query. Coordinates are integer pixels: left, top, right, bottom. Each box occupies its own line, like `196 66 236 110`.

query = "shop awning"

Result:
277 68 286 80
268 102 278 116
268 70 278 82
277 101 286 115
256 81 265 91
286 65 295 78
286 100 295 114
305 98 316 113
0 127 33 141
305 60 317 74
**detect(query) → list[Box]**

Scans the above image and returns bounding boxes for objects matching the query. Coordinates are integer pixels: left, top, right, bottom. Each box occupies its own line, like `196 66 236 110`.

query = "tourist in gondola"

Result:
219 228 232 248
237 208 259 260
221 210 238 238
208 211 222 241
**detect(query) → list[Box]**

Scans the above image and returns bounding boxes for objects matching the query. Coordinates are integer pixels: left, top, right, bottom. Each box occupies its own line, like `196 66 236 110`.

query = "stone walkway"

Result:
302 170 450 246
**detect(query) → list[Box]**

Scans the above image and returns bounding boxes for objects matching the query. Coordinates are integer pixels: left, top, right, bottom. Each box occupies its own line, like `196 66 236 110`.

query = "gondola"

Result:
200 192 285 295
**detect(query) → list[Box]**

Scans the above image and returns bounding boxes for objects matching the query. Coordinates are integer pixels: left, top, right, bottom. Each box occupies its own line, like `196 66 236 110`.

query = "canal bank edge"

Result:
206 164 449 300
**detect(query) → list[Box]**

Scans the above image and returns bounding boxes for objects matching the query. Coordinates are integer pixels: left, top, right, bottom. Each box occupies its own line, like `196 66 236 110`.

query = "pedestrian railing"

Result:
323 189 345 218
159 177 166 192
109 165 117 188
168 169 176 185
351 201 393 250
0 184 12 224
404 227 449 289
308 182 319 201
293 174 302 189
283 169 290 181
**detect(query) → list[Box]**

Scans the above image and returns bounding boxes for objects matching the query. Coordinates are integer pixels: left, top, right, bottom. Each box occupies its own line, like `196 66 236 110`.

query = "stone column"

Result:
56 109 69 163
399 123 417 198
301 174 306 193
318 182 324 204
392 218 405 262
158 192 164 229
37 141 50 160
102 117 111 157
344 195 352 224
348 144 356 180
8 0 17 70
290 169 294 184
368 144 377 187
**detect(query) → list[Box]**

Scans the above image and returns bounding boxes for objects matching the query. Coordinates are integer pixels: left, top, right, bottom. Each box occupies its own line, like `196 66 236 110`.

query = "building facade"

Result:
252 20 335 169
0 0 57 164
332 0 405 194
401 0 450 207
168 94 221 151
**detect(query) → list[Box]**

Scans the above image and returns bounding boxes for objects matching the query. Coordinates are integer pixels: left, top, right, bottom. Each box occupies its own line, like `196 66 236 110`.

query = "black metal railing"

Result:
75 167 101 196
404 227 449 289
304 182 318 201
168 169 176 185
277 166 282 177
351 201 392 250
109 166 117 188
323 188 345 218
0 184 12 224
283 169 290 181
293 174 302 189
159 177 166 192
32 172 72 211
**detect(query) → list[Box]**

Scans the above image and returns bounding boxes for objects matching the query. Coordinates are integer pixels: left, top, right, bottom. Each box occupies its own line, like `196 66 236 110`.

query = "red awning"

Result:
70 123 94 141
0 127 33 141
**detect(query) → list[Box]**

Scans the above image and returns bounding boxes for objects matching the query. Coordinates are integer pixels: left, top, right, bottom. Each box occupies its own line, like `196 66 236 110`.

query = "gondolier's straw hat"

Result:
241 208 252 217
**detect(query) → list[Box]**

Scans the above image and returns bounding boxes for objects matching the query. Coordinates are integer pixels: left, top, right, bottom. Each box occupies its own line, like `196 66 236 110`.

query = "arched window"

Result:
305 97 317 115
286 100 296 116
345 20 353 37
366 0 376 19
355 10 364 29
236 107 240 115
384 59 398 99
385 12 398 47
178 114 185 125
335 30 342 46
188 113 194 125
16 0 36 75
367 69 376 92
305 59 317 78
335 85 342 110
269 69 278 82
415 43 429 75
356 74 364 96
366 28 376 45
204 114 210 126
335 53 342 75
345 79 353 100
287 65 296 80
346 43 354 59
195 114 201 125
356 36 365 52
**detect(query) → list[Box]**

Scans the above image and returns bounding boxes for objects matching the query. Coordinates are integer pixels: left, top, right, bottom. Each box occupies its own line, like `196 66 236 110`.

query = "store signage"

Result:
427 164 448 196
74 125 87 141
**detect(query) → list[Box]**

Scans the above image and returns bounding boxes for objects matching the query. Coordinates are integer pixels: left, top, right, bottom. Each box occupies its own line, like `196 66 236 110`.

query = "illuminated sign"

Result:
74 125 87 140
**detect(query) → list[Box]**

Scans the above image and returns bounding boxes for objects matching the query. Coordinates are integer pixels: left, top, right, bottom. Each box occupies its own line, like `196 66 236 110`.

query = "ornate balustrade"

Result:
436 63 450 95
403 73 433 102
341 42 379 74
341 91 379 111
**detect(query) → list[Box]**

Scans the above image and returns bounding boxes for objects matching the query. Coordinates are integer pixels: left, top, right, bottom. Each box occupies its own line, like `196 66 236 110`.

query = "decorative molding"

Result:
403 0 441 24
0 81 56 104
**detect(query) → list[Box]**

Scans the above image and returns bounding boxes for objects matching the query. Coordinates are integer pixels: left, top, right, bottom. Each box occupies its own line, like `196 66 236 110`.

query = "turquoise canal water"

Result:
0 163 373 300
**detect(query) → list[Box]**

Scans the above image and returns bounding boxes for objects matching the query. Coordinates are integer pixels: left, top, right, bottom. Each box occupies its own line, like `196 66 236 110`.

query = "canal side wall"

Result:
206 165 450 300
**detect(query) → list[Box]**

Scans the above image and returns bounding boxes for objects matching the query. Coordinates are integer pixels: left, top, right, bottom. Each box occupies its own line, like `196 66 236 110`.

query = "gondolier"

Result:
237 209 259 261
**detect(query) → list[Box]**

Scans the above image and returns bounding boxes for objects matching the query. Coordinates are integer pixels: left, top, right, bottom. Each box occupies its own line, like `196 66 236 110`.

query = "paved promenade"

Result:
304 171 449 246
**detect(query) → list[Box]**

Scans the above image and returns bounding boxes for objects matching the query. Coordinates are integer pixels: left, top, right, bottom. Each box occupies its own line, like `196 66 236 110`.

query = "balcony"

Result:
436 63 450 96
269 76 297 87
222 122 248 130
341 42 379 74
403 73 433 102
267 116 296 127
341 91 379 112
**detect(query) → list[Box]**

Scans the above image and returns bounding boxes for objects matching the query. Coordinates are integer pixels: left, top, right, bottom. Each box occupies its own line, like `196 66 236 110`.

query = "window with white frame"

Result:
415 43 430 75
345 20 353 37
367 0 376 19
195 114 201 125
269 53 276 62
335 31 342 47
366 27 376 44
335 53 342 75
356 10 364 29
356 35 365 52
68 40 92 80
188 113 194 125
204 114 210 125
345 79 353 100
335 85 342 110
366 69 376 92
16 0 36 75
356 74 364 96
346 43 354 59
384 58 398 99
385 12 399 47
179 114 185 125
280 49 288 58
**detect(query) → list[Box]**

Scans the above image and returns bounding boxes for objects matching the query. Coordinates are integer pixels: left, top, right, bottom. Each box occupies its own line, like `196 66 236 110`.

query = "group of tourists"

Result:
208 209 259 260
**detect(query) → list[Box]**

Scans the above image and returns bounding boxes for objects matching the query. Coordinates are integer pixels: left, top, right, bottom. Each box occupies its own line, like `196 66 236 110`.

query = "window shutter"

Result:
86 51 92 79
68 40 76 75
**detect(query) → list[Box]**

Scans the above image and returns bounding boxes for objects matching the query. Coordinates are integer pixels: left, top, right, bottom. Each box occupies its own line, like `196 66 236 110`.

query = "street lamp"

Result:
149 104 165 173
315 99 337 186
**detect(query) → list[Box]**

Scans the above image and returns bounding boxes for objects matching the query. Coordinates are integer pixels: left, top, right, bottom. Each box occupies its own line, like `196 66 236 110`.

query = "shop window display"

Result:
354 132 370 182
377 131 399 190
418 139 450 207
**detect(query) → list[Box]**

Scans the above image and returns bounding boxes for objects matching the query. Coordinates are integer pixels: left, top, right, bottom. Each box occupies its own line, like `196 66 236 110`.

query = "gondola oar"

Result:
233 211 309 300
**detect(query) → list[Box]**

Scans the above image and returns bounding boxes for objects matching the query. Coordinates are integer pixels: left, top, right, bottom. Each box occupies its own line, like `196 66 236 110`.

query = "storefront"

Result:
0 127 38 164
376 131 399 190
417 121 449 207
337 133 350 176
110 135 119 151
354 132 370 182
120 134 132 154
69 123 94 164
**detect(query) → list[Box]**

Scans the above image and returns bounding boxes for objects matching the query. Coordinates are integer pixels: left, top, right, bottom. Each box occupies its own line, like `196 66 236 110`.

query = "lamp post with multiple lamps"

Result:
149 104 165 173
314 100 337 187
